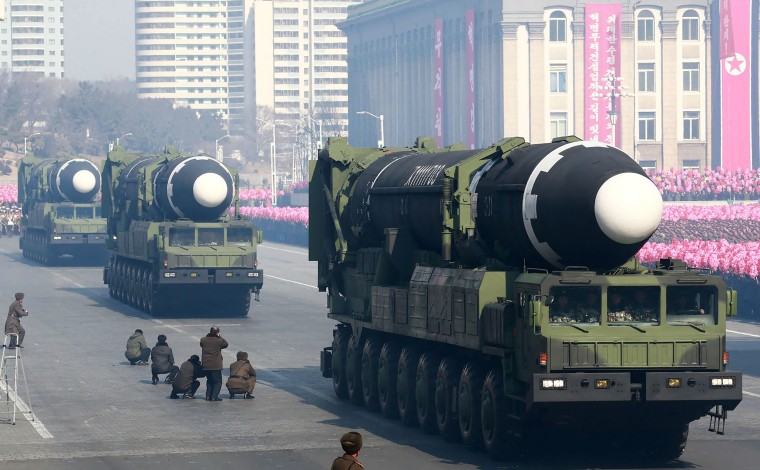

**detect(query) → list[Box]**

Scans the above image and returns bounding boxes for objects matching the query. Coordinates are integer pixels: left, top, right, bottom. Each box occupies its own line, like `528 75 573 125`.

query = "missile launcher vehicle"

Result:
311 136 742 460
17 154 107 264
101 146 263 316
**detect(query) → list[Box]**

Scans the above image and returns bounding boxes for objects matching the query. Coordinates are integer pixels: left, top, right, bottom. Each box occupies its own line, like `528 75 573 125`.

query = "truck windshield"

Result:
549 286 601 325
76 207 93 218
198 228 224 247
666 286 717 326
607 286 660 325
227 228 253 246
169 228 195 247
56 207 74 218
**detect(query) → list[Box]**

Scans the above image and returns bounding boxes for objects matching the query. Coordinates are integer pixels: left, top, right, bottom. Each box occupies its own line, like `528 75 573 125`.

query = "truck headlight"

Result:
666 378 682 388
710 377 736 388
595 379 612 389
225 272 233 277
53 236 62 240
540 378 566 390
164 272 176 278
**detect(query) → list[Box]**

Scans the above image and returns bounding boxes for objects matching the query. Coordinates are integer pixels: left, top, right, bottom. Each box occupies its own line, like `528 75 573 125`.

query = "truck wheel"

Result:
378 341 400 419
236 289 251 317
136 268 146 311
331 328 349 399
416 353 440 434
646 424 689 461
481 368 512 460
361 337 380 411
345 333 364 405
435 357 462 441
396 346 419 426
458 362 484 450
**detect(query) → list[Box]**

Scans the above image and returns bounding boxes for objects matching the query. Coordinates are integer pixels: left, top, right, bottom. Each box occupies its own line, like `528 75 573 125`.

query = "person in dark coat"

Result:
226 351 256 399
170 354 203 399
150 334 179 385
124 329 150 365
200 326 228 401
5 292 28 349
331 431 364 470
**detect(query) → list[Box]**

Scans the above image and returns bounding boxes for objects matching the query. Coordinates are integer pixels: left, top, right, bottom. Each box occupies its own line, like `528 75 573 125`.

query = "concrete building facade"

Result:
341 0 719 171
0 0 64 78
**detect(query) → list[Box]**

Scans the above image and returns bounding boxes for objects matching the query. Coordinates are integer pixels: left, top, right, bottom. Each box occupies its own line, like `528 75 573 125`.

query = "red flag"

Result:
720 0 736 59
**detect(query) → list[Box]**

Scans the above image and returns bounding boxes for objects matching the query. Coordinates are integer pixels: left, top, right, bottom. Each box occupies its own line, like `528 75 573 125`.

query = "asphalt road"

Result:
0 236 758 469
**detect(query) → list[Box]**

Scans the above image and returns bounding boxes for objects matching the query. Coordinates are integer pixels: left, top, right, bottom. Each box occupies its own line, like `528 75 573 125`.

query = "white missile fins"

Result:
594 172 663 244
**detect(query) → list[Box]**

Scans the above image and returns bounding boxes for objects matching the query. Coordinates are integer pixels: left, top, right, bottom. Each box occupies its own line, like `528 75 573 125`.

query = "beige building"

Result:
341 0 716 170
0 0 64 78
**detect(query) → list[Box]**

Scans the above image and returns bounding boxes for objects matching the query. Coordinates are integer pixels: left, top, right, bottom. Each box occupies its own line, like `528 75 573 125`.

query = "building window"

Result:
682 10 699 41
640 160 657 169
549 64 567 93
638 63 655 92
639 112 656 140
549 11 567 42
683 62 699 91
637 11 655 42
683 111 700 140
550 113 568 138
683 159 700 168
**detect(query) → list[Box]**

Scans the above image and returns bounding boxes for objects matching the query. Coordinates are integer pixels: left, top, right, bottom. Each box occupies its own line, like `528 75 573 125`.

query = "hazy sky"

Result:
65 0 135 81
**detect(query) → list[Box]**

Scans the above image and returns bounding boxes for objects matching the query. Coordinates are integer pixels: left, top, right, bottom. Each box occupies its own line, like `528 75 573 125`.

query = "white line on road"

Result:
259 245 307 256
267 274 318 290
727 329 760 338
45 270 86 288
0 380 54 439
744 390 760 398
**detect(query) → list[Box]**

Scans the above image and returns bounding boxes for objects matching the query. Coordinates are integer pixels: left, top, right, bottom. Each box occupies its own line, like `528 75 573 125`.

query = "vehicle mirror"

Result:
529 300 543 327
257 230 263 245
544 295 555 307
727 289 738 317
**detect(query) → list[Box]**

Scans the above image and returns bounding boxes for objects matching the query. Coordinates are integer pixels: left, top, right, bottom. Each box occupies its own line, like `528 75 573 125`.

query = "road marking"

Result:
45 270 86 288
259 245 307 256
160 323 242 328
267 274 318 290
727 329 760 338
744 390 760 398
0 380 54 439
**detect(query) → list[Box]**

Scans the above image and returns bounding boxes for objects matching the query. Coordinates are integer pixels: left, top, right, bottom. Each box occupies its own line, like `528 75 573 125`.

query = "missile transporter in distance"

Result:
17 153 107 264
311 136 742 460
101 146 263 316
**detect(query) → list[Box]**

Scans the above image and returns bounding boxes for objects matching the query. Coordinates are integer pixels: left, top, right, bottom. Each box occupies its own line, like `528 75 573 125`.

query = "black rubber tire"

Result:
378 341 400 419
361 337 381 411
481 368 512 460
345 333 364 405
435 357 462 442
458 362 485 450
415 352 440 434
331 328 349 399
646 424 689 461
396 346 419 427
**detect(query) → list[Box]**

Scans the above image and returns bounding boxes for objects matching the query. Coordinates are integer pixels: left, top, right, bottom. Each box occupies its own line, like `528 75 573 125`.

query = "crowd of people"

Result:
124 326 256 401
646 167 760 200
0 205 22 237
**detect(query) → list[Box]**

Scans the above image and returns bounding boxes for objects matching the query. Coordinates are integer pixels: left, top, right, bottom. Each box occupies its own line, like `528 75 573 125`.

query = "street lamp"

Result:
24 132 41 154
356 111 385 147
304 115 323 153
215 134 230 162
116 132 132 146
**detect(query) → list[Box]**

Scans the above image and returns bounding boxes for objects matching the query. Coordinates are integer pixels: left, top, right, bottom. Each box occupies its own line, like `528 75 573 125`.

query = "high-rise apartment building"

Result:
251 0 358 137
0 0 64 78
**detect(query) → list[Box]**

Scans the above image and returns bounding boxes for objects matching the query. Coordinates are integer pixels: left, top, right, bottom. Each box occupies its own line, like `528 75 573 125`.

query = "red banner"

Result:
720 0 752 170
465 9 476 149
434 18 444 147
584 4 622 146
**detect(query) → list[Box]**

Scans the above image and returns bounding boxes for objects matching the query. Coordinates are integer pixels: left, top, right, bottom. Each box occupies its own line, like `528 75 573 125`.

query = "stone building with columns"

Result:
341 0 724 170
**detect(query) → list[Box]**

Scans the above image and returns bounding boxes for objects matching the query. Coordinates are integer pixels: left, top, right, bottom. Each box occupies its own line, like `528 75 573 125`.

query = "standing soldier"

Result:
200 326 228 401
5 292 28 349
331 431 364 470
0 211 7 237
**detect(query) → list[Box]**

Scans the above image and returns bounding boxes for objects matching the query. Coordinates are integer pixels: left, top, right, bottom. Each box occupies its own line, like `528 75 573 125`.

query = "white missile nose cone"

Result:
193 172 228 208
72 170 97 193
595 172 663 244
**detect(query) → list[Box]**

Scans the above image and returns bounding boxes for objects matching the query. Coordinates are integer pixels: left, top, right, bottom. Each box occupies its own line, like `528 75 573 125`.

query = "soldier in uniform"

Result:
549 293 575 323
607 291 631 323
170 354 203 399
226 351 256 399
331 431 364 470
125 329 151 365
5 292 28 349
628 289 658 322
200 326 228 401
575 291 601 323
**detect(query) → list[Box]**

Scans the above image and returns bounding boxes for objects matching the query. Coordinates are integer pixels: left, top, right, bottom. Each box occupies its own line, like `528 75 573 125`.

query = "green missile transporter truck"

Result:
18 153 107 264
101 145 263 316
311 136 742 460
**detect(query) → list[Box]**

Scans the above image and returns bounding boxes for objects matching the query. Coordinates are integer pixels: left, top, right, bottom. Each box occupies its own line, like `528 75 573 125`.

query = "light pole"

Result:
215 134 230 162
116 132 132 146
24 132 41 154
605 76 632 149
356 111 385 147
304 115 323 153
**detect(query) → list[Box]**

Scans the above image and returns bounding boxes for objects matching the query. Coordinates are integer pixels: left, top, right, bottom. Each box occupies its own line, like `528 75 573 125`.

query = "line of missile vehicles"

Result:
15 133 743 460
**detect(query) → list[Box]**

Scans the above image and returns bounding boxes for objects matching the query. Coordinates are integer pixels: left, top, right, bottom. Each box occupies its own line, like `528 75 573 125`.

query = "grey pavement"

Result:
0 237 759 469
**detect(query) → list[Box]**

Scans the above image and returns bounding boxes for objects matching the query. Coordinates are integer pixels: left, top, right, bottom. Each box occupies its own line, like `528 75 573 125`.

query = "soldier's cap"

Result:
15 292 24 300
237 351 248 361
340 431 363 454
